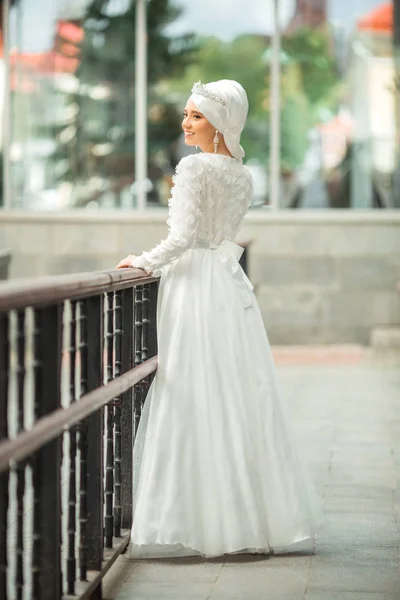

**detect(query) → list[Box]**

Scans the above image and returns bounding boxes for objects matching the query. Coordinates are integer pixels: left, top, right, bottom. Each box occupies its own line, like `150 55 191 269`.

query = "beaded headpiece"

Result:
191 80 227 106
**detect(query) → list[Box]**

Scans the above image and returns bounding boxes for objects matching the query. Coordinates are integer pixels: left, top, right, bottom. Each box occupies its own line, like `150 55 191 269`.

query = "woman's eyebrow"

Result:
183 109 203 115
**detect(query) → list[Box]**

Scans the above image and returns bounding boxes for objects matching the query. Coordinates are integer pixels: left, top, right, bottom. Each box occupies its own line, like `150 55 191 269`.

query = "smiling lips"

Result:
184 131 195 136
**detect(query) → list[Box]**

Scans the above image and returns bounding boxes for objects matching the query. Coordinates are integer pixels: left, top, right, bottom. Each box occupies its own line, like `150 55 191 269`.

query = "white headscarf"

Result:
189 79 249 163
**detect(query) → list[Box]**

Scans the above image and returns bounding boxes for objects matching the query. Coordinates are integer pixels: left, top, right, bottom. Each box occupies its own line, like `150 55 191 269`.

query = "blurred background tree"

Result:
55 0 198 205
279 63 310 171
282 27 339 117
262 26 340 173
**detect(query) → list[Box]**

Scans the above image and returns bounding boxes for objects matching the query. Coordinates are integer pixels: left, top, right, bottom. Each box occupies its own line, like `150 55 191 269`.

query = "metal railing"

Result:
0 268 159 600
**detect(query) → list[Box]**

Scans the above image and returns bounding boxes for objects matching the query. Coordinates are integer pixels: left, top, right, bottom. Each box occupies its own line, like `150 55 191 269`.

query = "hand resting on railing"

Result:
115 254 153 275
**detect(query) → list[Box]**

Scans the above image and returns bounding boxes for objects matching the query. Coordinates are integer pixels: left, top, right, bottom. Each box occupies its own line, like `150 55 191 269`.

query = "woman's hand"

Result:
115 255 137 269
115 255 153 275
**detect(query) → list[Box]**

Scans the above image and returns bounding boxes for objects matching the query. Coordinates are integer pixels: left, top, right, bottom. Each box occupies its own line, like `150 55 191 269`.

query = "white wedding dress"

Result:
127 153 321 559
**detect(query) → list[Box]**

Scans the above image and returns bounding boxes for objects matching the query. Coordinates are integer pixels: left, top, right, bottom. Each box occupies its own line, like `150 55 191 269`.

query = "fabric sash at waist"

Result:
192 239 254 309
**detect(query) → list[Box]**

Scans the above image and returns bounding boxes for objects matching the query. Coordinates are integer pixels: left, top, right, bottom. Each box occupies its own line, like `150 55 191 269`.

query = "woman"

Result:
116 79 321 558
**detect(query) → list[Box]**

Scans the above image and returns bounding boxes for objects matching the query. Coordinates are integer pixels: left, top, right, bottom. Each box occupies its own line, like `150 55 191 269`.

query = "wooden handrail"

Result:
0 268 158 311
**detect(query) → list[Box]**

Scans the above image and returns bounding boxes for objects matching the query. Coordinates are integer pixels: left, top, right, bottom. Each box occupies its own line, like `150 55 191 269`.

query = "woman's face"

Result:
182 99 214 151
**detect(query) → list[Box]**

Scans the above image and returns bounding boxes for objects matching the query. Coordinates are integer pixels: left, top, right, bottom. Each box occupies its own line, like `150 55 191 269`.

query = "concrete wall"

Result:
0 210 399 344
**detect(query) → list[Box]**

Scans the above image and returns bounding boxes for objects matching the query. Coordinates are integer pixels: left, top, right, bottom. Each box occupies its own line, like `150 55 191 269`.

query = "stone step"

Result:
370 326 400 349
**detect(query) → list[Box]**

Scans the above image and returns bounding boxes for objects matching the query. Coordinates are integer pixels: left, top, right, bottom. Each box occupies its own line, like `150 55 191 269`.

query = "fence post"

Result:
120 288 134 529
148 282 158 359
36 305 63 600
0 314 9 599
85 296 104 600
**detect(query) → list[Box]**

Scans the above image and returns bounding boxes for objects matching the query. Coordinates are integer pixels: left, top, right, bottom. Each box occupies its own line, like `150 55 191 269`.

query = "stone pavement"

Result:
104 348 400 600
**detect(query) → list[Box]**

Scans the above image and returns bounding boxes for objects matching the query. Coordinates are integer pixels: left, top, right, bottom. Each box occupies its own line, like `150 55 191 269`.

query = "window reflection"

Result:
156 0 398 210
284 0 396 209
8 0 136 209
5 0 399 210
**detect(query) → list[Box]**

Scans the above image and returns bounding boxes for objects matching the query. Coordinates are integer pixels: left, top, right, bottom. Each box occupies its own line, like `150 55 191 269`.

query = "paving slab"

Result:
128 558 223 583
322 494 394 514
307 545 400 594
305 592 399 600
316 513 399 547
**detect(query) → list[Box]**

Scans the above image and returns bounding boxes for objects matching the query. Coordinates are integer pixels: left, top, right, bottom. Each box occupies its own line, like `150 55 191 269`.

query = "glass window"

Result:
4 0 399 210
8 0 137 209
151 0 398 210
282 0 397 209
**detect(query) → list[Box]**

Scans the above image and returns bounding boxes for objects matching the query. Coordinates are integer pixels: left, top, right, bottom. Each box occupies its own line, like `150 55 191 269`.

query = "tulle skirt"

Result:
126 242 321 559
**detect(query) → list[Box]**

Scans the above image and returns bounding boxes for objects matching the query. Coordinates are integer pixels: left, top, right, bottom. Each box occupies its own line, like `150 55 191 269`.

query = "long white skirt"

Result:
126 243 321 559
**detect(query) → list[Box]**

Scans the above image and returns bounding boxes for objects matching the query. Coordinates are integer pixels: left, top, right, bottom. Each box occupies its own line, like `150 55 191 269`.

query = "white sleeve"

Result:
131 155 203 274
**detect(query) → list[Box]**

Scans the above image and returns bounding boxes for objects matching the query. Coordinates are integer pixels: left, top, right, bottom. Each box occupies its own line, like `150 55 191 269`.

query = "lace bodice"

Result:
132 153 253 274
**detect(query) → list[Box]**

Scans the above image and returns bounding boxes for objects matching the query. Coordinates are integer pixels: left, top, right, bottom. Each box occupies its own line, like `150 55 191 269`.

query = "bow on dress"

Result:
215 240 254 309
193 239 253 309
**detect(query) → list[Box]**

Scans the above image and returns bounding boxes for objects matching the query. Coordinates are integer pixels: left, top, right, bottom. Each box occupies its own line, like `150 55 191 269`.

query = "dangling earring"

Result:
213 130 219 153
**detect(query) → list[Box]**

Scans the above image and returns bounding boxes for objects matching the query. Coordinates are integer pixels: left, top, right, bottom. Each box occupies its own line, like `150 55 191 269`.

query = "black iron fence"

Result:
0 268 159 600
